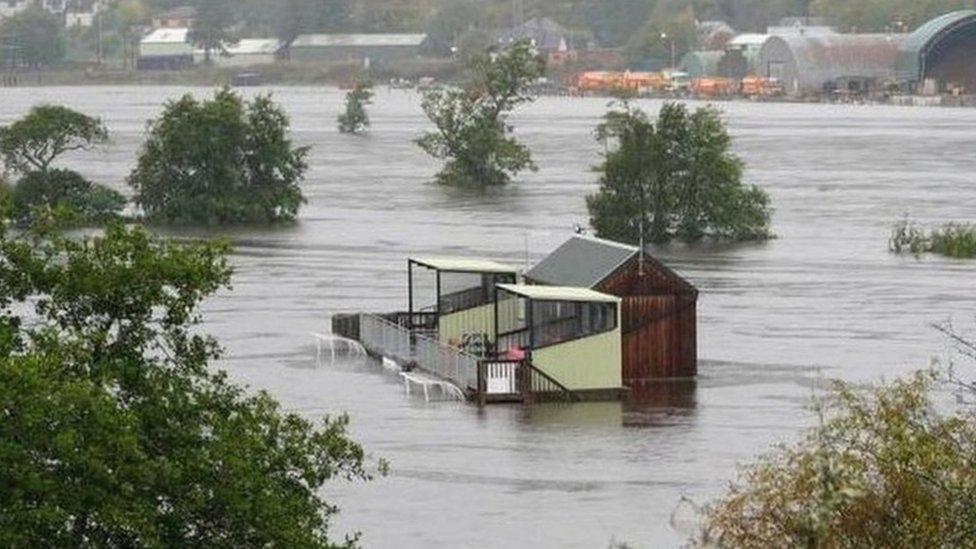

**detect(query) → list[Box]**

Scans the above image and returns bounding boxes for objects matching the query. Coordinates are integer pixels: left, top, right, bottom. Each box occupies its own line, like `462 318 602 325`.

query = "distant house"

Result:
289 33 428 65
496 17 578 65
137 27 193 70
193 39 283 67
526 236 699 383
152 5 196 29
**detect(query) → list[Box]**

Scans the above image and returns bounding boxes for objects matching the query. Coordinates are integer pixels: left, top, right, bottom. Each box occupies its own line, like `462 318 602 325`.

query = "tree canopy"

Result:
0 105 122 226
0 220 377 547
0 105 109 175
128 89 308 225
694 367 976 547
587 102 772 244
416 40 545 187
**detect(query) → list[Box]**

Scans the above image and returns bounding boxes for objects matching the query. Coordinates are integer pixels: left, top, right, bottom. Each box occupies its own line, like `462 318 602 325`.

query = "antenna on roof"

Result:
638 219 645 277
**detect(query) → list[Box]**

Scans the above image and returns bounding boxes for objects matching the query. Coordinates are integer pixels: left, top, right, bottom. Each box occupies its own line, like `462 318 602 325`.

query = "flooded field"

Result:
1 86 974 547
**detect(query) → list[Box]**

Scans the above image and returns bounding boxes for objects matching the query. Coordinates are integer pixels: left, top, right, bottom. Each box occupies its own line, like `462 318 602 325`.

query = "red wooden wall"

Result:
597 257 698 382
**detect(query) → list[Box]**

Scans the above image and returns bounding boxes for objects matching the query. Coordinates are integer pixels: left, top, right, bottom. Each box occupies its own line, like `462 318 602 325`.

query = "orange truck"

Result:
740 76 784 97
577 71 666 94
692 77 737 97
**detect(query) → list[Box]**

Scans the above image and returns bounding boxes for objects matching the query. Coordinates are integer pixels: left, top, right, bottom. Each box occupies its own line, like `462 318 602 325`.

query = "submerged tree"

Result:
0 105 123 224
0 220 379 547
129 88 308 225
338 80 375 134
416 40 545 187
587 102 772 244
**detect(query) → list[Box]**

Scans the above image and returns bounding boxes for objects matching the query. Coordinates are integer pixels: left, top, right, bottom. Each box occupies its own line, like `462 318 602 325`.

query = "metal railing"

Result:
359 314 478 391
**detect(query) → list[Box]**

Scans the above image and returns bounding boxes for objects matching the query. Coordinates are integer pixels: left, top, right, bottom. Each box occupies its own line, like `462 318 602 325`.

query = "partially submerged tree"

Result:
0 220 379 546
0 106 122 225
129 89 308 225
0 105 108 174
338 80 375 134
587 102 772 244
416 40 545 187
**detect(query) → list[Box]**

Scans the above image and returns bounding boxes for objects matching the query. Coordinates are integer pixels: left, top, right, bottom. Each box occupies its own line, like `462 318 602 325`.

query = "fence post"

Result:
477 362 486 407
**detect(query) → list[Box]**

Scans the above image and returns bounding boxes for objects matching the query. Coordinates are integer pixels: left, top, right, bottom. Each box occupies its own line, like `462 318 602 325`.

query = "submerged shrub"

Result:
13 169 125 225
890 217 976 259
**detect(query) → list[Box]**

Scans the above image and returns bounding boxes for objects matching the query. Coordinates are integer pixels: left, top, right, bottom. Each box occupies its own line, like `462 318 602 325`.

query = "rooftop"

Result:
291 33 428 48
497 284 620 304
410 257 519 274
141 27 189 44
526 236 637 288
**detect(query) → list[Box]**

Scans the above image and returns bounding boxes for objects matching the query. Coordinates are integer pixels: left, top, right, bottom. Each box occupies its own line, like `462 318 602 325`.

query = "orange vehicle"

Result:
692 77 737 97
621 71 665 93
740 76 783 97
577 71 624 92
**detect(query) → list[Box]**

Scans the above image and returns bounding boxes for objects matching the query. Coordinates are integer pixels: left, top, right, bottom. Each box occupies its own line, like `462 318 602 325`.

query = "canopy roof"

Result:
497 284 619 304
410 257 518 274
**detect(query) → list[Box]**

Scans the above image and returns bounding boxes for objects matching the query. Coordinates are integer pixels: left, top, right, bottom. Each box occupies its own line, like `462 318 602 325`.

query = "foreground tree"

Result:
129 89 308 225
0 106 123 224
693 367 976 547
416 40 545 187
0 220 377 547
587 102 772 244
338 80 375 134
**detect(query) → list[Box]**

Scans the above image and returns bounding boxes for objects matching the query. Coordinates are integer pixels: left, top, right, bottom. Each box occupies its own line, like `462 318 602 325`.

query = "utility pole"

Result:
96 2 103 67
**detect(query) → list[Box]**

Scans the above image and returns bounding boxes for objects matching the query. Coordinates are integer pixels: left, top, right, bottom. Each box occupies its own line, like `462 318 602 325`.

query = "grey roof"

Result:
526 236 637 288
291 33 427 48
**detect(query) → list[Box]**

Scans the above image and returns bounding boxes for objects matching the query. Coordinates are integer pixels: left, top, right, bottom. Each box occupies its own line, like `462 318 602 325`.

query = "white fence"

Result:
359 314 479 391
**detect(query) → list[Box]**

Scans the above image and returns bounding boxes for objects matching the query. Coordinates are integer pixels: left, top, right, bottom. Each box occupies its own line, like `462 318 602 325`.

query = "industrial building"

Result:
756 31 906 95
896 10 976 94
289 33 428 65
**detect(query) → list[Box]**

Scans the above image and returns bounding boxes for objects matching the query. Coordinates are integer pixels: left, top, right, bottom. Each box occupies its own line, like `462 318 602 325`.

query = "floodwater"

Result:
2 86 974 548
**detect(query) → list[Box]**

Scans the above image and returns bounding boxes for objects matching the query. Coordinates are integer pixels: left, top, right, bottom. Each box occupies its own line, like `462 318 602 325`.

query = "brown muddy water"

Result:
1 86 974 548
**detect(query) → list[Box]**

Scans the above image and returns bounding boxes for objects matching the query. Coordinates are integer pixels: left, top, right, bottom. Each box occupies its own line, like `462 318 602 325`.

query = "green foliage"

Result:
12 169 125 225
0 222 377 547
129 88 308 225
587 102 772 244
890 217 976 259
338 80 375 134
0 105 109 175
189 0 236 63
0 4 65 67
416 40 545 187
694 370 976 547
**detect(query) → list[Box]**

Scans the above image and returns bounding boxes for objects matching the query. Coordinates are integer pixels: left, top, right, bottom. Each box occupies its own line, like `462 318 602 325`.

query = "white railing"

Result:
482 361 519 395
359 314 478 391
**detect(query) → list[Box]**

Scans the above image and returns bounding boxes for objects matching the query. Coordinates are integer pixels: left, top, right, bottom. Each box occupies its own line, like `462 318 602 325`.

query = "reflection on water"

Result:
2 87 974 548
